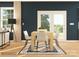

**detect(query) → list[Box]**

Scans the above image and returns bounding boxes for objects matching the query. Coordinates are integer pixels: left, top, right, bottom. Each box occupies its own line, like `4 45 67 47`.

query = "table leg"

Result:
31 33 36 51
49 33 54 51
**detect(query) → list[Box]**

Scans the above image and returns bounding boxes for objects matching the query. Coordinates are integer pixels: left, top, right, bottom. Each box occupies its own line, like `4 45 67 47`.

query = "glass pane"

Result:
54 14 63 33
10 10 13 15
10 15 13 18
3 10 8 15
54 14 64 40
54 25 63 33
40 14 50 31
54 14 63 25
3 19 11 28
3 16 7 19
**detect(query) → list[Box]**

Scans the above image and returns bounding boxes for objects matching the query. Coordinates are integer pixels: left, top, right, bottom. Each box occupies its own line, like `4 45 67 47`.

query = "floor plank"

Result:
0 41 79 57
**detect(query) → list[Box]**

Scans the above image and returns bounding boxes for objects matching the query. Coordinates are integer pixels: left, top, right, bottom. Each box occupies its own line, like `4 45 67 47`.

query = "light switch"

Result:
69 23 74 25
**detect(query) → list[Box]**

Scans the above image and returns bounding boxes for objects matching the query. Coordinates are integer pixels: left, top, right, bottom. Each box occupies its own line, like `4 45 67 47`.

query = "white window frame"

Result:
1 7 14 29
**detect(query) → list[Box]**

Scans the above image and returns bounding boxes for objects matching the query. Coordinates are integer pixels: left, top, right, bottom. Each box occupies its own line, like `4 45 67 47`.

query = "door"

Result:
37 10 67 41
53 12 66 41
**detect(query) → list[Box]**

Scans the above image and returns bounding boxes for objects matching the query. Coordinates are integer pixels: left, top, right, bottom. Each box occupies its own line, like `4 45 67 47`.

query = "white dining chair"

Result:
17 30 31 54
36 30 49 49
23 30 31 40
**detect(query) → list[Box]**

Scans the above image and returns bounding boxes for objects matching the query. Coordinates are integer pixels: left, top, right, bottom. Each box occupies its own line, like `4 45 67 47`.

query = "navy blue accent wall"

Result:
21 2 79 40
0 2 13 7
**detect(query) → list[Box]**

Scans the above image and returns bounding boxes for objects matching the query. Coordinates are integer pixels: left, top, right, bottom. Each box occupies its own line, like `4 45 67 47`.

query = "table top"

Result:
32 31 53 33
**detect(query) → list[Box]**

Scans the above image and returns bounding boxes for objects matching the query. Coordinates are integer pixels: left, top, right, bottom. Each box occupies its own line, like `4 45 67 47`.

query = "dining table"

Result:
31 31 54 51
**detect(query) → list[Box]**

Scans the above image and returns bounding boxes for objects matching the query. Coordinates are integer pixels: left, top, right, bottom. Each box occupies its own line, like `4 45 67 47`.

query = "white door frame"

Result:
37 10 67 41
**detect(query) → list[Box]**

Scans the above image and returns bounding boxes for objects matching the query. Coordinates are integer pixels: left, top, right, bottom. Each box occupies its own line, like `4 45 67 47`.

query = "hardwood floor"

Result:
0 40 79 57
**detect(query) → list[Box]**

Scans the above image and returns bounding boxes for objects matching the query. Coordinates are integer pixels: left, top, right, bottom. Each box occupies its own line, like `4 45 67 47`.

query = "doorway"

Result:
37 10 67 41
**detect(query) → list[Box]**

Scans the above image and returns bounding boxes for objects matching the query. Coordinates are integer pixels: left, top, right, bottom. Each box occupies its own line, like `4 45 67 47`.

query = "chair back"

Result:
38 29 47 32
37 30 48 41
24 30 29 36
23 30 30 39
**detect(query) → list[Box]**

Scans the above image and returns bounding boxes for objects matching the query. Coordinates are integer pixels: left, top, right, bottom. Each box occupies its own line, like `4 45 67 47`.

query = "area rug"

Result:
19 43 65 54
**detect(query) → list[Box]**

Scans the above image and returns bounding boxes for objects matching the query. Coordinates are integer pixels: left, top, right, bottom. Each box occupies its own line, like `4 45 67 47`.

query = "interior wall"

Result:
21 2 79 40
0 2 13 7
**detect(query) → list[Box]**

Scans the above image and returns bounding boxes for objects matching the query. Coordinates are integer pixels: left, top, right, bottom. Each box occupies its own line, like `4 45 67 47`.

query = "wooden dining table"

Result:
31 31 54 51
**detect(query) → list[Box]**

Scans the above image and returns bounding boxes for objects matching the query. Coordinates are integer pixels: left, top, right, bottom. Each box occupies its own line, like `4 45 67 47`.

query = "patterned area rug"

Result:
19 43 65 54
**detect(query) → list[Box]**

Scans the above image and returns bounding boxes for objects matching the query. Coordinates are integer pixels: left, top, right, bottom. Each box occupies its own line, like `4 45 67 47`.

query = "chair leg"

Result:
48 39 50 48
45 41 48 48
17 39 28 54
36 41 38 50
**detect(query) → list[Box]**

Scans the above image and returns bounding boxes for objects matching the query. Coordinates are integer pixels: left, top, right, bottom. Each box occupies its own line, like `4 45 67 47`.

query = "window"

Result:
0 7 14 30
